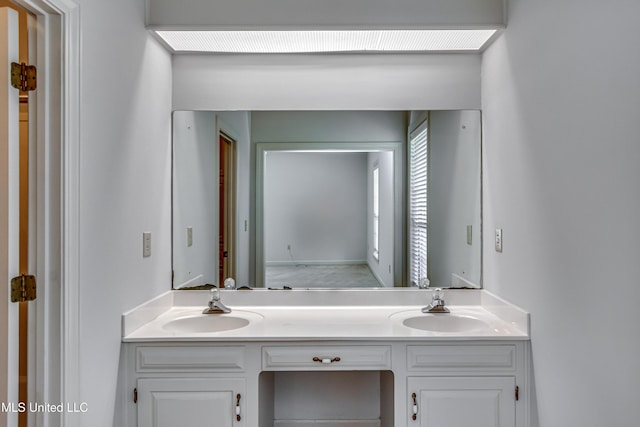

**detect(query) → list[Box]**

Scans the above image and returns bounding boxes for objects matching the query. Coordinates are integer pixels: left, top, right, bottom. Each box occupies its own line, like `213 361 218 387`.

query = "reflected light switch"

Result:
495 228 503 252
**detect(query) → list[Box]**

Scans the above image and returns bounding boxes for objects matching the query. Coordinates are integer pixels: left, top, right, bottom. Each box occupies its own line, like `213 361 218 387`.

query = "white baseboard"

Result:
367 261 390 288
274 421 380 427
266 260 367 267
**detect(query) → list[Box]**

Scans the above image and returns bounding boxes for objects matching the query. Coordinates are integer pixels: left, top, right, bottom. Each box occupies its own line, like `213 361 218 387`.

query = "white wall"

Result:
482 1 640 426
367 151 395 286
172 111 251 287
173 54 482 111
147 0 505 28
252 111 405 284
428 110 481 287
271 371 382 423
172 111 217 287
264 152 368 264
251 111 407 143
216 111 252 285
78 0 172 425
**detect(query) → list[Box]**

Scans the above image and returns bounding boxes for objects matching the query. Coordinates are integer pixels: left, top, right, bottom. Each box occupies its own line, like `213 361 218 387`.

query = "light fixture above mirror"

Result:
146 0 505 54
155 29 498 53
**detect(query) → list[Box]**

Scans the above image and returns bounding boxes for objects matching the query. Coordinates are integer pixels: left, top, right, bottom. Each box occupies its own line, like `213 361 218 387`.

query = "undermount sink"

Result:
162 314 252 333
401 314 489 333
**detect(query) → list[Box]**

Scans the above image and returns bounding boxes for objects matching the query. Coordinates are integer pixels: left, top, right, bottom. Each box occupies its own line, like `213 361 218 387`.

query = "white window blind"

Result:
409 122 428 287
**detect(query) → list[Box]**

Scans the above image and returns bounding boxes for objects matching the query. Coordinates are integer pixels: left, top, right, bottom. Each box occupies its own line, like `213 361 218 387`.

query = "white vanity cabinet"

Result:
122 290 531 426
137 377 245 427
127 344 254 427
403 343 527 427
408 377 515 427
125 341 528 427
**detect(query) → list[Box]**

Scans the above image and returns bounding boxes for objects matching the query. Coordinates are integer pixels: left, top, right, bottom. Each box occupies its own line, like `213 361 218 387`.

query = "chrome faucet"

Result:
422 288 450 313
203 287 232 314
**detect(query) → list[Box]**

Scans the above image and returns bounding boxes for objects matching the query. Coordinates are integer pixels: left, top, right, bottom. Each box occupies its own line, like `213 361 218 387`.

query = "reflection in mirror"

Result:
258 144 402 288
172 110 481 290
265 152 380 288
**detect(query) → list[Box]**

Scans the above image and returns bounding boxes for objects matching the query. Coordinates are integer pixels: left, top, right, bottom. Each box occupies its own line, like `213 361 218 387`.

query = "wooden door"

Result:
2 4 36 426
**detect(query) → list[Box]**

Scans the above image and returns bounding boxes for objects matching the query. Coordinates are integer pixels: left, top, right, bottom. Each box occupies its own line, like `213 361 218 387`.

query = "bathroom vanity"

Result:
121 289 530 427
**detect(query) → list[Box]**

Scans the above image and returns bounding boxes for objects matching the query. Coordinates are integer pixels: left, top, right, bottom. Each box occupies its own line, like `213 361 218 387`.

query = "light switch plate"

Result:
495 228 503 252
143 232 151 257
187 226 193 247
467 225 473 245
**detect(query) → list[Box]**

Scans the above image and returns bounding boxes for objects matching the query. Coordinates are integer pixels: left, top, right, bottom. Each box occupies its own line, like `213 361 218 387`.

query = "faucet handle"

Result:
224 277 236 289
209 287 220 301
432 288 443 301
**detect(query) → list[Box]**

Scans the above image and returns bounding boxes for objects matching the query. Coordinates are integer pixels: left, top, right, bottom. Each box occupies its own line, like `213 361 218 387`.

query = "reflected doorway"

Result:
219 132 236 284
256 141 404 288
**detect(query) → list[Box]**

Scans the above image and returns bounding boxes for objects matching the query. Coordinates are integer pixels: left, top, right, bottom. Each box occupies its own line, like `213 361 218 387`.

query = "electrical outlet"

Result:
495 228 503 253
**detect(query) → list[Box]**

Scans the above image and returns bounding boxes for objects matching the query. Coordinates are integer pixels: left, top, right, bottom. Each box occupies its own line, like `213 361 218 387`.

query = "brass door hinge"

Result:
11 62 37 92
515 385 519 401
133 388 138 404
10 274 36 302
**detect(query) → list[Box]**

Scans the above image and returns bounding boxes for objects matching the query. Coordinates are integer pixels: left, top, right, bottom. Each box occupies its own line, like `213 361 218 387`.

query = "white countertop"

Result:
122 289 529 342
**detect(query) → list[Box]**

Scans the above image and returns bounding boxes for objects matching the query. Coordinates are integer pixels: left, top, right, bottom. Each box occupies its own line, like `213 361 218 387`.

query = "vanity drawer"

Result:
135 345 246 373
262 345 391 371
407 344 517 373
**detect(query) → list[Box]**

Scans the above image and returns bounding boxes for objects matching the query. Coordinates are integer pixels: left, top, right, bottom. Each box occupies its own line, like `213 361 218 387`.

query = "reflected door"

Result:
219 133 236 284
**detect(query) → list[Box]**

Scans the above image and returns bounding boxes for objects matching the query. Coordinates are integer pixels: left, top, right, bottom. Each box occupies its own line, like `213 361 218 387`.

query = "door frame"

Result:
254 141 404 287
11 0 80 425
1 8 21 426
215 118 239 286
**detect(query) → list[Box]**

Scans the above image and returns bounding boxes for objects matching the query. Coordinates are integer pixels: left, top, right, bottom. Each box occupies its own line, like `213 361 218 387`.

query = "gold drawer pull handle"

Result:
312 356 341 364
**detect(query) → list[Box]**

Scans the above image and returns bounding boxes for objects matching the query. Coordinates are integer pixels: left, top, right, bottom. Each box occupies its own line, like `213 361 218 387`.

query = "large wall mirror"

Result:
172 110 481 289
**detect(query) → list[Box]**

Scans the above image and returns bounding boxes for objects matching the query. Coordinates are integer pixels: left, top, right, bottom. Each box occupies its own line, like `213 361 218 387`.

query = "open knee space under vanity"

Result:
259 370 395 427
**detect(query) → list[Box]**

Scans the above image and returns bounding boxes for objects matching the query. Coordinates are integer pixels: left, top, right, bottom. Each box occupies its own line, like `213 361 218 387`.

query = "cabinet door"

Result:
408 377 515 427
137 378 245 427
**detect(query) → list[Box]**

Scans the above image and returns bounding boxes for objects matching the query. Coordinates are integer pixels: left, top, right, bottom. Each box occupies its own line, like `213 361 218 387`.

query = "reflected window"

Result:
409 122 428 287
372 164 380 262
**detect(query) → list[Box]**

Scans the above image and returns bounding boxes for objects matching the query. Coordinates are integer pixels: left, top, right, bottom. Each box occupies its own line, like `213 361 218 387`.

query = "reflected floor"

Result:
265 264 382 288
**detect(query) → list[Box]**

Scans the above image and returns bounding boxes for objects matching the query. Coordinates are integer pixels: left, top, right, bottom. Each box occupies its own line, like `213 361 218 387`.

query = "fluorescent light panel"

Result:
156 29 497 53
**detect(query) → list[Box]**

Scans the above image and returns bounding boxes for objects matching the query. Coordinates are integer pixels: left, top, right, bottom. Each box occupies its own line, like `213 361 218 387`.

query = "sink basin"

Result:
162 314 251 333
401 314 489 333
